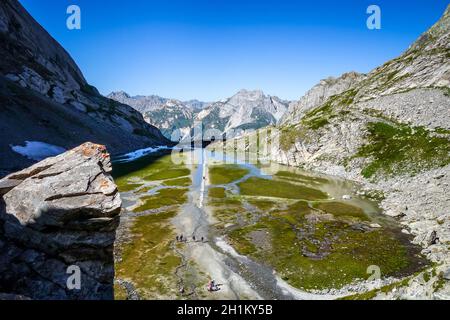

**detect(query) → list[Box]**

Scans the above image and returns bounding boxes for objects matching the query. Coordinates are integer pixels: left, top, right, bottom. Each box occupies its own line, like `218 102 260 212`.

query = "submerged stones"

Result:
112 153 191 299
114 211 181 299
209 164 250 185
208 166 426 291
238 176 328 201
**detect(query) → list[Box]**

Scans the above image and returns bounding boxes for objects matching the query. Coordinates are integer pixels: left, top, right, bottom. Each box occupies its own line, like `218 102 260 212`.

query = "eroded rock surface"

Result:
280 72 365 125
0 142 121 300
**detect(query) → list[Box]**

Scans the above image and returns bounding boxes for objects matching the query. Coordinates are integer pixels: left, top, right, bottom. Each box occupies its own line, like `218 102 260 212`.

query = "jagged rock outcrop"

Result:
107 91 170 114
0 143 121 300
108 91 210 114
194 89 289 140
107 91 205 140
280 72 365 125
0 0 169 176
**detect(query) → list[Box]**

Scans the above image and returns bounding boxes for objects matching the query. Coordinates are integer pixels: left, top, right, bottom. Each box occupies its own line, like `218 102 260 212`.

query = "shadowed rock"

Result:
0 142 121 300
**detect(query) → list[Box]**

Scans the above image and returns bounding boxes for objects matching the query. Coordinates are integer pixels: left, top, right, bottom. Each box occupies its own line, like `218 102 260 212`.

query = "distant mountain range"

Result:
109 89 290 141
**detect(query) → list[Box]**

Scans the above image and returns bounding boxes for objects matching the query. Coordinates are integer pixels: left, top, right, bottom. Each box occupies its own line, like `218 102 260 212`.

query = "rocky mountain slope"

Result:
214 5 450 299
0 143 120 299
0 0 169 177
196 89 289 139
108 91 210 114
280 72 365 125
107 91 207 140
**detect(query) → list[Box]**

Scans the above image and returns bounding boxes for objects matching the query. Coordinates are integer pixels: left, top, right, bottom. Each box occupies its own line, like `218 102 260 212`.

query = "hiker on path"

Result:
207 280 213 292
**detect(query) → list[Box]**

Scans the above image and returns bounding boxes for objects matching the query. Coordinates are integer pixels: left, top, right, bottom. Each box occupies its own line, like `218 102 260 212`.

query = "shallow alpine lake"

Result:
111 148 427 300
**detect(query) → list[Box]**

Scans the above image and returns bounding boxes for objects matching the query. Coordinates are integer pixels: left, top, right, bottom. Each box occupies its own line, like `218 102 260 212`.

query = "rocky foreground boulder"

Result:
0 142 121 300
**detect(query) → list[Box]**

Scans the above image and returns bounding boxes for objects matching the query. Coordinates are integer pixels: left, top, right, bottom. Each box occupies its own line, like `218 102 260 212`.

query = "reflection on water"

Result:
112 147 427 300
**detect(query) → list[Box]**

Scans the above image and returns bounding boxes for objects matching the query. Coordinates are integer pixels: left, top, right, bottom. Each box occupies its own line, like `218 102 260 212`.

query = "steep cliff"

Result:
0 0 169 176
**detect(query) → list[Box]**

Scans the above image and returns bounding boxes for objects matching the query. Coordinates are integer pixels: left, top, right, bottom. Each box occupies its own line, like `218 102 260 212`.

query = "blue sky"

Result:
19 0 448 101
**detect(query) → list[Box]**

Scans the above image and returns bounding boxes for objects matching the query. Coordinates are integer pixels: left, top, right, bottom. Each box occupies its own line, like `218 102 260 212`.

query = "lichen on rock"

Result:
0 142 121 300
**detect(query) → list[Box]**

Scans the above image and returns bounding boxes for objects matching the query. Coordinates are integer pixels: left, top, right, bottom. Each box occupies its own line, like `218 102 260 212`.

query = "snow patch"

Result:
11 141 66 161
196 109 211 120
114 145 172 163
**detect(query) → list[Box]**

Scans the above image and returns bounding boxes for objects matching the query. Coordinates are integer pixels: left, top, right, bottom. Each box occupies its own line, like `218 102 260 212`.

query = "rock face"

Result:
0 143 121 300
197 90 289 139
280 72 365 125
0 0 169 176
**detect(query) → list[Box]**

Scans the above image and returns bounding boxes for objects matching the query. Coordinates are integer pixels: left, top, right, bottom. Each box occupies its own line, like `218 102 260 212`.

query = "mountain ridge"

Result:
280 71 365 125
109 89 291 141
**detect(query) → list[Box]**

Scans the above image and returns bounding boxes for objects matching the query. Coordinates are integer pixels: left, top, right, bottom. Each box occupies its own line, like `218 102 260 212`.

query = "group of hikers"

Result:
175 234 221 294
179 279 220 296
176 234 206 243
207 279 220 292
